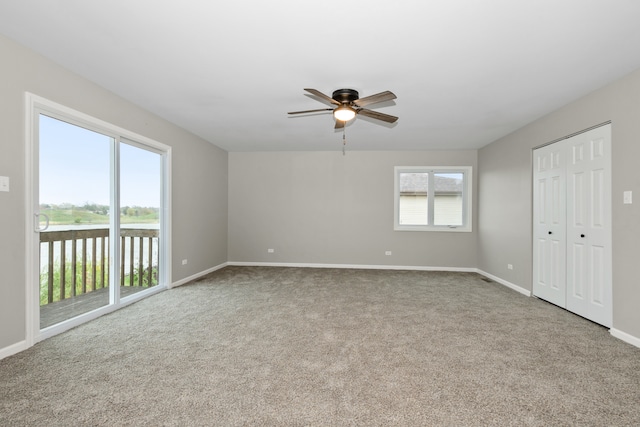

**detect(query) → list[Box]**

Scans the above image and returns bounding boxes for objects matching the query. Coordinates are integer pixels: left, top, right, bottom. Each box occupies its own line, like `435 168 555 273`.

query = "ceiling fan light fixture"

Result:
333 105 356 122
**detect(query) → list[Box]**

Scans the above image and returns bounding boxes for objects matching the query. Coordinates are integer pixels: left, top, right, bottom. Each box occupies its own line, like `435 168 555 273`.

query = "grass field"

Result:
40 205 158 225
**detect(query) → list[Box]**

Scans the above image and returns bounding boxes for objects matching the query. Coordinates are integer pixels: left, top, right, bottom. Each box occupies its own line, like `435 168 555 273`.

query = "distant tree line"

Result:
121 206 158 217
40 202 158 217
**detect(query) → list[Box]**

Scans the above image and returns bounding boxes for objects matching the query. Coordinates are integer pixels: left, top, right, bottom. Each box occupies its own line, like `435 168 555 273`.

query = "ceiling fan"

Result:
288 88 398 129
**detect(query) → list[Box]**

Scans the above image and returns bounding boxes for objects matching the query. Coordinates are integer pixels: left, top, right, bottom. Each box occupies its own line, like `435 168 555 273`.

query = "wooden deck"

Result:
40 286 151 329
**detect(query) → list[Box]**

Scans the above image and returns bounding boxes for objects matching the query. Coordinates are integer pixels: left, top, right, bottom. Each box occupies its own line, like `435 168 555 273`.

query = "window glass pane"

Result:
119 142 161 295
398 172 429 225
394 166 471 231
433 172 464 226
38 114 113 329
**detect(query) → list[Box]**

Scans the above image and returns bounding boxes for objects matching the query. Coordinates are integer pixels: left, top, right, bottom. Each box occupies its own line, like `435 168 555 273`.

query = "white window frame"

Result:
394 166 472 232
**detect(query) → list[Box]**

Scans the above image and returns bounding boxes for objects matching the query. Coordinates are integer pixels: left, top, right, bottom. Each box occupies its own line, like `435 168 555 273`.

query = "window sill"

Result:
394 225 472 232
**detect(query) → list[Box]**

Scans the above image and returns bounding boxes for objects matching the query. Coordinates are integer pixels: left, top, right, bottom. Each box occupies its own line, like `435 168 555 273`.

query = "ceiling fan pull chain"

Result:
343 127 346 156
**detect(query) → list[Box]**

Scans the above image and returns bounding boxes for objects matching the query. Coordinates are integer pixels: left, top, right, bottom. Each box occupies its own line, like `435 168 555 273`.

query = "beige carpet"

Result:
1 266 639 426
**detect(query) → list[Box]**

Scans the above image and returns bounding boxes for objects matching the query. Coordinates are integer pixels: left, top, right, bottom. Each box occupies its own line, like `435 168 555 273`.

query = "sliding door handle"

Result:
35 213 50 232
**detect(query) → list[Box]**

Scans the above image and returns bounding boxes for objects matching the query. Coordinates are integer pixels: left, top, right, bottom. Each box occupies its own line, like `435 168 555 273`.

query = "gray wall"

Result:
229 151 478 268
0 34 228 351
478 68 640 339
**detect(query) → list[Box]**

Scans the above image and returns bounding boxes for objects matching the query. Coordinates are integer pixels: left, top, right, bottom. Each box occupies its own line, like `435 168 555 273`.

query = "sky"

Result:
39 114 161 207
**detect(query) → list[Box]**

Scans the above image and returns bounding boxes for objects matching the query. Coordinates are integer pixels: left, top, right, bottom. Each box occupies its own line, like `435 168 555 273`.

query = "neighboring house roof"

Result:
399 173 463 194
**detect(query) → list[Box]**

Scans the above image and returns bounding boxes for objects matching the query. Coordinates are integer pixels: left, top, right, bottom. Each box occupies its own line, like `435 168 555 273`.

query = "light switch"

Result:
623 190 632 204
0 176 9 192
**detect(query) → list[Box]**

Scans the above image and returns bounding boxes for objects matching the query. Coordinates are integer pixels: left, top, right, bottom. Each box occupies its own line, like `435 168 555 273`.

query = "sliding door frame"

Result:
24 93 172 346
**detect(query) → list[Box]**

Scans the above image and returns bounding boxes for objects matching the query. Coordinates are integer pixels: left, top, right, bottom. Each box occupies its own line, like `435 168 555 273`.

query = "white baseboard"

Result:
0 340 28 361
473 270 532 296
170 262 228 288
228 261 477 273
228 262 531 298
610 328 640 349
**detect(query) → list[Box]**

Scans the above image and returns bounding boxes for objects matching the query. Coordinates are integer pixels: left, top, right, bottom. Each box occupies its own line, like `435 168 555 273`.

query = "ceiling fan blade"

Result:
304 88 341 105
334 120 345 130
357 108 399 123
353 91 397 107
288 108 333 115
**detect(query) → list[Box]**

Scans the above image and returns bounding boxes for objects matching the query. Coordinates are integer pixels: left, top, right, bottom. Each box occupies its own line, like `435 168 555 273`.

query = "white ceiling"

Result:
2 1 640 152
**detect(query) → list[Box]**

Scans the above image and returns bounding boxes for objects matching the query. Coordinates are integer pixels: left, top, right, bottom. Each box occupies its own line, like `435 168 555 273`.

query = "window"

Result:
394 166 472 232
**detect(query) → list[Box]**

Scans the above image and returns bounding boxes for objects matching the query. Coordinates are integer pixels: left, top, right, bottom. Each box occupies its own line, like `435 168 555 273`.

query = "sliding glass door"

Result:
31 97 169 336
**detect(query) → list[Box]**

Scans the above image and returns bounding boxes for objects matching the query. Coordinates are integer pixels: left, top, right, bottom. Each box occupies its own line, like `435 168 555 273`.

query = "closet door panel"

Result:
590 245 606 306
533 144 566 306
568 240 588 314
565 125 612 327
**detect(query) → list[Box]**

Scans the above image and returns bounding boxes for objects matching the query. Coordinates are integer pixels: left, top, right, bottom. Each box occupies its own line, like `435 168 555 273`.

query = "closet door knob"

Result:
580 234 585 238
548 231 552 235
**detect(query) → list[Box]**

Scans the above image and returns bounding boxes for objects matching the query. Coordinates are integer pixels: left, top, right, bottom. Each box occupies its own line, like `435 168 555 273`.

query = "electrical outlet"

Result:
507 264 513 270
182 259 188 265
0 176 9 192
385 251 392 256
268 248 275 253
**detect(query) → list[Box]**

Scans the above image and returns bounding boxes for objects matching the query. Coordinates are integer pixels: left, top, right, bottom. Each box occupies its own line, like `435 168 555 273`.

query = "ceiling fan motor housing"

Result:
332 89 359 104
